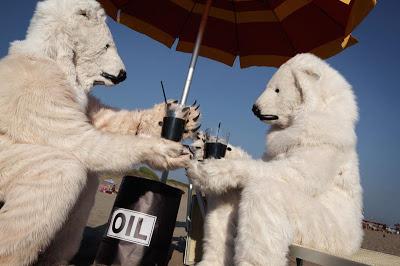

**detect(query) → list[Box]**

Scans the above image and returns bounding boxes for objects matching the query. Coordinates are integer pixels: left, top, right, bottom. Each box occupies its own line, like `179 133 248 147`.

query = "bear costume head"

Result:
253 53 358 130
9 0 126 93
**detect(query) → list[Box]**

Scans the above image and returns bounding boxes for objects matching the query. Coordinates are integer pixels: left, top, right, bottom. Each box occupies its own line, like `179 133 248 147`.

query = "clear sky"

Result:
0 1 399 225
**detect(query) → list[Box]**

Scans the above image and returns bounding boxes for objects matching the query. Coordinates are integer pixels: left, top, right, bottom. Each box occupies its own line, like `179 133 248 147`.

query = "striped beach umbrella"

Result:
99 0 376 69
98 0 376 186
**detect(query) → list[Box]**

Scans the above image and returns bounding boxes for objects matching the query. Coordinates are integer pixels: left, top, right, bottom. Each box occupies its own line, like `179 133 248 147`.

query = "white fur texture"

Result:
0 0 199 265
187 54 363 266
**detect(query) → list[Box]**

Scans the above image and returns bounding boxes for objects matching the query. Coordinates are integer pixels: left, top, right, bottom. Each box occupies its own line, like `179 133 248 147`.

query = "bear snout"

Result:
101 69 127 84
252 104 261 116
117 70 127 83
252 105 279 121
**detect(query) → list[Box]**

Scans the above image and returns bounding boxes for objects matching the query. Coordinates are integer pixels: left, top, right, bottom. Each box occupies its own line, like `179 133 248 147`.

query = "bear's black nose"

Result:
117 70 127 83
252 104 261 116
101 70 127 84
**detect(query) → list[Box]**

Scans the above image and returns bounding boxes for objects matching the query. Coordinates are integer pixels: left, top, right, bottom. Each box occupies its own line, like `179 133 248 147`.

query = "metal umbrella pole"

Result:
160 0 212 221
178 0 213 107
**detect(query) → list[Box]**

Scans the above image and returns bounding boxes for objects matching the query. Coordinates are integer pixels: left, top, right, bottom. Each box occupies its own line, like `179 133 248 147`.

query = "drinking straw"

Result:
160 81 168 105
216 122 221 143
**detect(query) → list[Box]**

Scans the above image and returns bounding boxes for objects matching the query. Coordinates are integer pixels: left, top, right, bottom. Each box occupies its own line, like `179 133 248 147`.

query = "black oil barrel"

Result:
95 176 183 266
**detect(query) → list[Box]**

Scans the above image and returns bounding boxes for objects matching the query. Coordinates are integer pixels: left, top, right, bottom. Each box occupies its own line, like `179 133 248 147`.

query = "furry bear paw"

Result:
186 159 234 193
142 137 191 171
182 100 201 139
158 100 201 140
190 131 235 160
185 160 206 188
190 131 206 159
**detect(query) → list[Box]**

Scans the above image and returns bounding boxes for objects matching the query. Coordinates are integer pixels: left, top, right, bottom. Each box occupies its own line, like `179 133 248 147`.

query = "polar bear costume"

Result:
0 0 199 265
187 54 363 266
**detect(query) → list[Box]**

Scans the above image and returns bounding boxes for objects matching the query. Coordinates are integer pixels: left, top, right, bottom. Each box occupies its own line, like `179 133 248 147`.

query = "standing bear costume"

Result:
187 53 363 266
0 0 200 265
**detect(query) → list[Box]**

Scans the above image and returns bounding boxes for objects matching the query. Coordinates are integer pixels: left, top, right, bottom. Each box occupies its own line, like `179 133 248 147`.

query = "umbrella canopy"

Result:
99 0 376 68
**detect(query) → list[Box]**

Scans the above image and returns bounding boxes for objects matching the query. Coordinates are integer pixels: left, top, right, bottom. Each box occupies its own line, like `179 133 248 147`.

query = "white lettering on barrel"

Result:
107 208 157 246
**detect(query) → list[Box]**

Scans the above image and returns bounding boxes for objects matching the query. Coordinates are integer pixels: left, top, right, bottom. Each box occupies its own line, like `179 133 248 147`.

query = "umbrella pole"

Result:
179 0 213 106
163 2 212 231
161 170 169 183
161 0 213 184
180 0 214 228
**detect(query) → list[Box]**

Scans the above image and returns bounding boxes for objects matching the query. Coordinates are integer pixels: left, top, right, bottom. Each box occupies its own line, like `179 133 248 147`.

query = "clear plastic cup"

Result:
204 128 229 159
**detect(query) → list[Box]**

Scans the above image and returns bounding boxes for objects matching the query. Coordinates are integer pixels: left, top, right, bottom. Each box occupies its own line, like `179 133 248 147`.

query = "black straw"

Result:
160 81 167 105
216 122 221 142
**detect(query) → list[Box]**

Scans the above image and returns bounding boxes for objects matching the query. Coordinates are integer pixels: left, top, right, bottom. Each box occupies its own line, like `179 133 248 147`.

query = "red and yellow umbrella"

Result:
98 0 376 220
100 0 376 68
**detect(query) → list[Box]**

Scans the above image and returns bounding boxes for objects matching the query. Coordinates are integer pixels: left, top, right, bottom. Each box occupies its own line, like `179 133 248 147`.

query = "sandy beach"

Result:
72 175 400 265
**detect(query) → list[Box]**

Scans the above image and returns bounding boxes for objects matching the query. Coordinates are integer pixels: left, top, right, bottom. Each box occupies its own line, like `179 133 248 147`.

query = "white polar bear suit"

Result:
0 0 200 265
187 54 363 266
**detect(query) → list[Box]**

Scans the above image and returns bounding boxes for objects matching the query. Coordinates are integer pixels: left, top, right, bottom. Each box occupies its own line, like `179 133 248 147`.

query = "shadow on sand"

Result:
71 224 108 266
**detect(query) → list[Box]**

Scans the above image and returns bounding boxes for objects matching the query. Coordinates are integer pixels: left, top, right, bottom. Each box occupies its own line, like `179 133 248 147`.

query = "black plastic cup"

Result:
161 104 188 142
161 116 185 142
203 128 229 160
204 142 227 159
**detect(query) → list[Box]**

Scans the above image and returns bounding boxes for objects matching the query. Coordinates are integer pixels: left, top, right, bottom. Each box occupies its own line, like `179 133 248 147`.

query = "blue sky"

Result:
1 1 399 225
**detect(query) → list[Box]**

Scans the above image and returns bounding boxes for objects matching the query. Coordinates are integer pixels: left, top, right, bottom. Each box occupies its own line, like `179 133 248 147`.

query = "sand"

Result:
72 176 400 265
361 230 400 257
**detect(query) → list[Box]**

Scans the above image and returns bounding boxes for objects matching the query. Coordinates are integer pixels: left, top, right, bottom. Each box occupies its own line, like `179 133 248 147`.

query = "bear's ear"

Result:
292 68 320 104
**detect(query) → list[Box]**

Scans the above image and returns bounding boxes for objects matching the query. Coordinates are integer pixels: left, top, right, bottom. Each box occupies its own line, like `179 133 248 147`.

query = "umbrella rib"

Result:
269 3 298 56
116 1 130 17
176 0 198 43
309 1 347 37
230 0 240 63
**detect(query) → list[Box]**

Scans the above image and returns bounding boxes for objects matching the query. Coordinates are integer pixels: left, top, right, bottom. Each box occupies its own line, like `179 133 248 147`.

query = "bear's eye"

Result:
79 10 88 18
275 88 280 93
105 44 110 50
